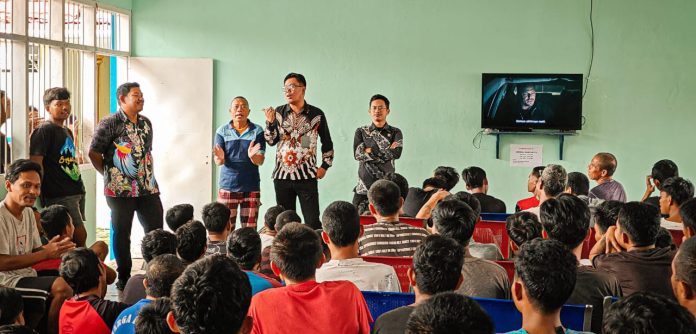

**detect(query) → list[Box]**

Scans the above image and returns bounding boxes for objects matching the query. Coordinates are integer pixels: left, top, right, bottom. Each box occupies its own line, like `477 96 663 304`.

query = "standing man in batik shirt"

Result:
264 73 333 230
352 94 403 208
88 82 163 293
30 87 87 247
213 96 265 229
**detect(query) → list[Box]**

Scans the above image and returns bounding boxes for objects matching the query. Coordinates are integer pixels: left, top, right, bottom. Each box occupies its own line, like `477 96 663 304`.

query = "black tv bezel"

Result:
481 73 583 132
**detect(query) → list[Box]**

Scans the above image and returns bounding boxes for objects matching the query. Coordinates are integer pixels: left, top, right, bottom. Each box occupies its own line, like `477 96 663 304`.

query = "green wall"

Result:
128 0 696 215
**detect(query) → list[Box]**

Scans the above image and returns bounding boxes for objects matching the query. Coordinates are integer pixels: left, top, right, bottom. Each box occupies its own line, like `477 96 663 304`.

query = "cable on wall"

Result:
582 0 595 99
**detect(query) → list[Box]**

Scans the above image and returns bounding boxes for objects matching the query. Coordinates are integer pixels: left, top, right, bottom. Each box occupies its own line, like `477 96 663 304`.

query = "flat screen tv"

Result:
481 73 583 131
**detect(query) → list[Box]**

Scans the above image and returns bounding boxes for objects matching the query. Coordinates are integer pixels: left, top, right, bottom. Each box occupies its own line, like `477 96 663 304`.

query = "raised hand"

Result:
248 141 262 159
263 107 276 123
213 145 225 165
44 235 76 259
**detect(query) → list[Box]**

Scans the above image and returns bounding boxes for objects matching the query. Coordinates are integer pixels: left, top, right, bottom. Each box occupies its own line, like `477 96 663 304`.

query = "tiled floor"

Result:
104 258 145 302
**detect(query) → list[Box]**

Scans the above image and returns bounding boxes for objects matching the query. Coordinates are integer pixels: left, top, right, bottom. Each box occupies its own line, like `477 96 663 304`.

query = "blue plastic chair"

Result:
480 212 512 221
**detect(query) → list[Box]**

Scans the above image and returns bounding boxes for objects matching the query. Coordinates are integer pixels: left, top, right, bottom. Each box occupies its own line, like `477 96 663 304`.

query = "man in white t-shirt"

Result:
0 159 75 334
659 177 694 230
317 201 400 292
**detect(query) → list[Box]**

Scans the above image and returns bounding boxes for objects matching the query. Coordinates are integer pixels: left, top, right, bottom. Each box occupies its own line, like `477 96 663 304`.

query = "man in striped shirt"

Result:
358 180 429 256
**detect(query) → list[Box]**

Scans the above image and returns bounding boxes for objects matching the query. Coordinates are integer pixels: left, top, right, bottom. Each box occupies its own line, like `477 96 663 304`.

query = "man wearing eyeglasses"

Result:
263 73 333 230
352 94 403 208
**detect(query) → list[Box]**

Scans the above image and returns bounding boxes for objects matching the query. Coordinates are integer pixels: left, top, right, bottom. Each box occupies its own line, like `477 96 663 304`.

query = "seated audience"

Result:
112 254 185 334
248 223 372 333
165 204 193 232
226 227 282 295
603 292 696 334
659 176 694 230
505 211 542 258
462 166 506 213
0 159 74 332
122 229 177 305
455 193 503 260
681 198 696 240
405 292 493 334
642 159 679 208
383 172 409 204
134 297 174 334
591 202 675 298
373 235 464 334
202 202 232 256
275 209 301 232
516 166 545 212
259 205 284 250
655 227 676 249
591 200 623 242
166 255 252 334
540 194 622 333
0 286 24 326
431 199 510 299
316 201 399 292
587 152 627 202
523 164 567 217
359 180 429 256
175 221 207 266
59 248 130 333
566 172 594 205
507 239 590 334
402 166 459 217
672 236 696 318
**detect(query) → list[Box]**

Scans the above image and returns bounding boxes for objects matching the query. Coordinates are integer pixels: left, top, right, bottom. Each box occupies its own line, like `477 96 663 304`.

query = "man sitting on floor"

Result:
658 177 694 230
175 221 207 266
202 202 232 256
122 229 177 305
373 235 464 334
226 227 282 295
165 204 193 233
248 223 372 333
359 180 429 256
316 201 399 292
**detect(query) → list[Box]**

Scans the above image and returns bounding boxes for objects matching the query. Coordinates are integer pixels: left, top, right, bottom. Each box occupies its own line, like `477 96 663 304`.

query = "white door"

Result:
96 57 213 258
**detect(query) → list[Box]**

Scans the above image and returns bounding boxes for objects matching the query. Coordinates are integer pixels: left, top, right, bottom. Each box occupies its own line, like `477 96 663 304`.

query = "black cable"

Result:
472 130 484 149
582 0 594 99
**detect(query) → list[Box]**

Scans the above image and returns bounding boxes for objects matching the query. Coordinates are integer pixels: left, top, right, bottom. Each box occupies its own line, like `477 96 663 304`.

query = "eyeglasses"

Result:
282 84 304 93
370 106 388 112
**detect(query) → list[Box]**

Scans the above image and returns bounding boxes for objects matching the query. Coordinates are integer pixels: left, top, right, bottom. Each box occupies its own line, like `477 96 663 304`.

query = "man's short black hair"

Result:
462 166 486 189
263 205 285 231
40 204 71 239
284 72 306 87
444 191 481 217
515 239 577 314
5 159 42 183
116 82 140 98
566 172 590 196
506 212 542 248
321 201 360 247
43 87 70 106
652 159 679 188
170 255 251 334
675 237 696 290
270 223 322 282
275 210 302 232
540 194 590 249
431 200 477 248
145 254 185 298
369 94 390 108
368 180 402 216
405 292 494 334
422 177 446 190
0 287 23 325
176 221 207 264
681 198 696 234
226 227 262 270
59 248 101 294
593 200 624 234
618 202 660 247
165 204 194 232
383 173 408 201
661 177 694 207
141 229 178 263
603 292 696 334
531 165 545 178
433 166 459 191
201 202 231 233
655 227 675 249
134 297 174 334
0 325 37 334
413 235 464 295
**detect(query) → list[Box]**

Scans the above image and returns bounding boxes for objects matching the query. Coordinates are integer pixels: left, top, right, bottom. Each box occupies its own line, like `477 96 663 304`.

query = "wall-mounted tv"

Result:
481 73 583 131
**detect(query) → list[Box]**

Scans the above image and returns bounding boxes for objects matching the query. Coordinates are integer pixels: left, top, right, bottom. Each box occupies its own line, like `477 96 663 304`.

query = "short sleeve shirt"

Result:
112 298 153 334
29 121 85 198
89 110 159 197
215 120 265 192
0 201 42 287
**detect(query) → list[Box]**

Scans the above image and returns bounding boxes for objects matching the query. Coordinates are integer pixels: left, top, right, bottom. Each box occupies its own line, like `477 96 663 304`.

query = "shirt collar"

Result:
282 101 310 115
369 122 390 131
117 109 140 123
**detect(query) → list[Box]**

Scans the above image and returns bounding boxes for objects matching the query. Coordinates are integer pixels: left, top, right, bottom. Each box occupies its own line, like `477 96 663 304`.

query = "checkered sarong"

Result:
217 190 261 229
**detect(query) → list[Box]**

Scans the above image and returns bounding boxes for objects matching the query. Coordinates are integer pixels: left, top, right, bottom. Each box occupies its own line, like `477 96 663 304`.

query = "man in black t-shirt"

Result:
30 88 87 247
462 166 506 213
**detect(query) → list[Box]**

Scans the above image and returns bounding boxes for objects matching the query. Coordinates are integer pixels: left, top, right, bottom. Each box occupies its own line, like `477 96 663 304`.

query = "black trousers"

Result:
106 194 163 285
274 179 321 229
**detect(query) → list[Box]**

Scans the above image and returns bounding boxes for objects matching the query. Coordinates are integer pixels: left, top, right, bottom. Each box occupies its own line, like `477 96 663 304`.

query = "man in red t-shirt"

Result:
248 223 372 334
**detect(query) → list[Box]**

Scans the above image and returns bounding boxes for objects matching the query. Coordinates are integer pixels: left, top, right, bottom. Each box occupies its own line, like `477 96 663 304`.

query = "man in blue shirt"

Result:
112 254 185 334
214 96 265 229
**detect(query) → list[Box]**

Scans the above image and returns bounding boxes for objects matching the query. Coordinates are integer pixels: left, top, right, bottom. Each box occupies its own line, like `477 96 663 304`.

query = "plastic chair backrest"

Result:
362 256 412 292
474 220 509 258
494 260 515 282
361 291 415 321
480 213 511 221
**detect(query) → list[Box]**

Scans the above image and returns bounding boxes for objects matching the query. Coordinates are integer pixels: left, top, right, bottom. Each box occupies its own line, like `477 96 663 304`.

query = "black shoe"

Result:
116 279 128 291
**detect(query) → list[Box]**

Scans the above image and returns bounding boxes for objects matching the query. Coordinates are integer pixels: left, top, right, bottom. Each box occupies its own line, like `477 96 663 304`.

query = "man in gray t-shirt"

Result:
588 152 627 202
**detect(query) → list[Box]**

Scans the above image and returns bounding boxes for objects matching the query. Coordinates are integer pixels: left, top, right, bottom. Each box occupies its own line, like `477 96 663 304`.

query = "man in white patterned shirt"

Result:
317 201 400 292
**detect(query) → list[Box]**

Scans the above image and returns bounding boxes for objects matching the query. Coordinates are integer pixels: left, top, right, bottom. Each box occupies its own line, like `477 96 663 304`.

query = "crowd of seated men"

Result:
1 153 696 334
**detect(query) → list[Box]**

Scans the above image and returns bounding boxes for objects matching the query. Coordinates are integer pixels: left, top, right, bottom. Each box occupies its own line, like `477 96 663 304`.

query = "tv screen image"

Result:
481 73 583 131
